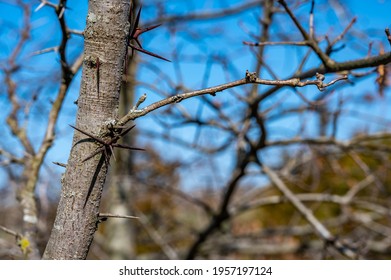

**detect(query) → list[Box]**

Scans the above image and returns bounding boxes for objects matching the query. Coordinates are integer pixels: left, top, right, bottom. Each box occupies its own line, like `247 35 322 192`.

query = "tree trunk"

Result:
43 0 131 259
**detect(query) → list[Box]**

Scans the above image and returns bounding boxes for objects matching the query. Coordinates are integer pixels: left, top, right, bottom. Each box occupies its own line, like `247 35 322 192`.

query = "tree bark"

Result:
43 0 131 259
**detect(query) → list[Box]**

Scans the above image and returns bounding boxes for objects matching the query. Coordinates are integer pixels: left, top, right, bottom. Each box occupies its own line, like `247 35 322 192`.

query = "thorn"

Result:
127 6 170 62
113 143 145 151
131 6 142 37
103 148 111 166
70 123 143 164
133 24 162 39
82 148 104 163
69 124 106 145
118 124 136 138
109 145 116 161
129 44 171 62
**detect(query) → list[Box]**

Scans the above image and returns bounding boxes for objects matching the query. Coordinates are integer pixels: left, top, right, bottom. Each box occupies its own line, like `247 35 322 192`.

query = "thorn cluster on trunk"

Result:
70 124 144 165
126 7 171 62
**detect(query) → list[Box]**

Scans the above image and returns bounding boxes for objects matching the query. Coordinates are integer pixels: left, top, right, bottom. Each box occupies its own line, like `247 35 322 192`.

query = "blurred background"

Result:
1 0 391 259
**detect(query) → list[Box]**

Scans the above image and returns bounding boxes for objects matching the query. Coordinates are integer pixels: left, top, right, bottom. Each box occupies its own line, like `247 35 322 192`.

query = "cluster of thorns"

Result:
70 124 144 166
71 7 169 165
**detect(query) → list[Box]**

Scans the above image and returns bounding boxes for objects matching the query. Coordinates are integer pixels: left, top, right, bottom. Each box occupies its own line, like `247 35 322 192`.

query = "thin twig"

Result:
30 46 59 56
0 225 20 238
327 17 357 54
243 41 309 46
99 213 139 220
133 208 178 260
277 0 334 67
262 164 358 259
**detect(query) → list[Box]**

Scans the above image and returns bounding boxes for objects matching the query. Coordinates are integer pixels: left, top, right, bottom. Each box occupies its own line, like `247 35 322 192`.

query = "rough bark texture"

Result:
43 0 131 259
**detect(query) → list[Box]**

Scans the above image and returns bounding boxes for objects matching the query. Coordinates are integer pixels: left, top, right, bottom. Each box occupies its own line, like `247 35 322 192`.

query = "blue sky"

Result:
1 0 391 192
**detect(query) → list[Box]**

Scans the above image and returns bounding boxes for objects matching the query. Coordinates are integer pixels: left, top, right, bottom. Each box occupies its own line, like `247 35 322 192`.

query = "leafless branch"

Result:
118 70 347 125
0 225 21 238
133 208 178 260
326 17 357 55
262 164 358 259
99 213 139 220
243 40 309 46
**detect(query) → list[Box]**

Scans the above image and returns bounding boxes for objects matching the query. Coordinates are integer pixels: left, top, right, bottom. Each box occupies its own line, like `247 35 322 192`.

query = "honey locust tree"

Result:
1 0 391 260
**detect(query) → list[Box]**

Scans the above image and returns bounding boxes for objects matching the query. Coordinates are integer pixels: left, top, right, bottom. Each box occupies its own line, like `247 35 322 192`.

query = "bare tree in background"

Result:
1 0 391 259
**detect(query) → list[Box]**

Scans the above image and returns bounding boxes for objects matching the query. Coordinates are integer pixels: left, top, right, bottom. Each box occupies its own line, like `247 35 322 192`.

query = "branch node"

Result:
245 70 257 83
316 72 325 81
292 78 300 86
172 95 184 103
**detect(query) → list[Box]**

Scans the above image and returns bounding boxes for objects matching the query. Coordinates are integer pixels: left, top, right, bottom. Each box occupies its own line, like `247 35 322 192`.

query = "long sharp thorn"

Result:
119 124 136 137
82 148 104 162
107 127 130 145
129 44 171 62
133 24 162 39
69 124 106 145
103 148 111 166
130 46 135 59
124 52 129 74
126 9 134 43
141 24 162 34
113 143 145 151
131 7 142 37
134 38 142 48
109 145 116 161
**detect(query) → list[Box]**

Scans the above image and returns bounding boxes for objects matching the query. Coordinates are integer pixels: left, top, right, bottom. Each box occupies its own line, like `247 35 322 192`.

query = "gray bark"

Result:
43 0 131 259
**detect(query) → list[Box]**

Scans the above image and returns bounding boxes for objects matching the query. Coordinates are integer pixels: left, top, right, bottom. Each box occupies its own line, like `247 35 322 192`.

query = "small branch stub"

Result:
316 72 325 81
245 70 257 83
132 93 147 112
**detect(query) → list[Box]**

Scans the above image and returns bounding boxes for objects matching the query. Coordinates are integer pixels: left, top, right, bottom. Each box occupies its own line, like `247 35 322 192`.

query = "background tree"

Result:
0 0 391 259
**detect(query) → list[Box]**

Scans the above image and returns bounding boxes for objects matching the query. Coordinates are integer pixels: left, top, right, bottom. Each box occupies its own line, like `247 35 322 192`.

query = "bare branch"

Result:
133 208 178 260
0 225 21 238
98 213 139 220
243 40 309 46
262 164 358 259
118 71 347 125
326 17 357 55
